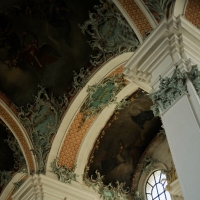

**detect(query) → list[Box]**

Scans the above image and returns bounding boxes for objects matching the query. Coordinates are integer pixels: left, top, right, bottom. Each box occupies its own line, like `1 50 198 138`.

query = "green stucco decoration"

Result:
114 96 130 111
13 179 25 193
81 74 126 120
188 65 200 93
0 171 12 187
69 68 91 96
50 159 78 184
83 170 131 200
145 0 173 20
18 85 68 174
142 157 158 175
150 68 187 116
0 132 27 189
79 0 139 67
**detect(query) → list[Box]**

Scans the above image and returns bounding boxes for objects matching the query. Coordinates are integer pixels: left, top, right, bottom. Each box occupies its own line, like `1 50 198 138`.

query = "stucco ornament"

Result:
145 0 173 20
4 134 27 173
13 179 25 193
81 74 126 121
188 65 200 92
0 171 12 187
83 170 131 200
133 191 143 200
114 96 130 111
79 0 139 67
50 159 78 184
18 85 68 174
142 157 158 174
69 67 91 96
0 132 27 188
150 68 187 116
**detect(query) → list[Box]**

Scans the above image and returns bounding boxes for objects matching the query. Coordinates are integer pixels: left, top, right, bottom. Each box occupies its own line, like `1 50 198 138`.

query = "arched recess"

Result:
173 0 188 17
0 100 36 173
75 82 140 183
46 52 135 176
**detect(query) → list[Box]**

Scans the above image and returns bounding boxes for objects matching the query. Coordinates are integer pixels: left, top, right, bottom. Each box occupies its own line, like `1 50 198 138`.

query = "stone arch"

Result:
0 99 36 173
46 52 134 176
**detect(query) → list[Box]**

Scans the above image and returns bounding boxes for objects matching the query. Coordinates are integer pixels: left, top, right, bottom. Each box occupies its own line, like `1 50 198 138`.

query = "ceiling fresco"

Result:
85 89 162 192
0 0 139 107
0 120 26 193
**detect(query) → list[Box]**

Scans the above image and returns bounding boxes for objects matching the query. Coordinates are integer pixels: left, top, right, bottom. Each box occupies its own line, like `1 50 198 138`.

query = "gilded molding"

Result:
0 104 35 172
117 0 152 36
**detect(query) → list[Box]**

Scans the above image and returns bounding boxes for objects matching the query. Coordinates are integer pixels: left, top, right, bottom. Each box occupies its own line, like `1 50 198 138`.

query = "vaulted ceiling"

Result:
0 0 199 199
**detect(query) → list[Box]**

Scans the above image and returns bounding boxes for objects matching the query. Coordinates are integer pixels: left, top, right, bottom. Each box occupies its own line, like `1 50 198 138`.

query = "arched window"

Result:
145 170 171 200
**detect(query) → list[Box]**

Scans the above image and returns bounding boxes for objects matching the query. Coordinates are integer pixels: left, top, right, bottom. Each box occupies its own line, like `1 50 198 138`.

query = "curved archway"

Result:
46 52 134 175
0 100 36 173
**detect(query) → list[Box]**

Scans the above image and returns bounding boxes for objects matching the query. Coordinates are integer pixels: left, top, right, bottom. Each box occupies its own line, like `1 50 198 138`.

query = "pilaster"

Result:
124 15 200 200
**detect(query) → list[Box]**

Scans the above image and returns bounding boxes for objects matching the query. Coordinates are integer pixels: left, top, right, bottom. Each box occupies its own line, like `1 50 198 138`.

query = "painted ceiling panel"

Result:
86 89 162 190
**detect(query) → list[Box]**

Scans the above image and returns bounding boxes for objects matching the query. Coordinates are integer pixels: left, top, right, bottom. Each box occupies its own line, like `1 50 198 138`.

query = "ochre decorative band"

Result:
185 0 200 28
0 105 35 172
117 0 152 36
58 66 127 169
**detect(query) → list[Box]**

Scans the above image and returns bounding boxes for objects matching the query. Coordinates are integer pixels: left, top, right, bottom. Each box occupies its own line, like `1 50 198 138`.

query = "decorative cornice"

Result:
150 68 187 116
50 159 78 184
79 0 139 67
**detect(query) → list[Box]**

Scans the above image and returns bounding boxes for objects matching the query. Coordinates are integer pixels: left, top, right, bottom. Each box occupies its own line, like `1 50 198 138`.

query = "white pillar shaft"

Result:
161 84 200 200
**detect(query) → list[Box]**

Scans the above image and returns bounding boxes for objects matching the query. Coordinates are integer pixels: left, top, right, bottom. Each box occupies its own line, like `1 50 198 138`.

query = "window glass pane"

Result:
163 180 168 188
165 191 172 200
159 193 166 200
145 170 171 200
154 170 161 183
146 193 153 200
157 183 164 195
152 186 158 198
148 174 156 185
146 183 152 193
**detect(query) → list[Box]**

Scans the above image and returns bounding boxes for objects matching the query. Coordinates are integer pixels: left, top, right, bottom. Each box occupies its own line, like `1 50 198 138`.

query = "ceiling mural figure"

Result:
0 0 138 108
84 89 162 199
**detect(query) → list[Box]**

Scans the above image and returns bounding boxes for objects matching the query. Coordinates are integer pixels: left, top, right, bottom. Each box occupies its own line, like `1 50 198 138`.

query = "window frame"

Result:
145 170 171 200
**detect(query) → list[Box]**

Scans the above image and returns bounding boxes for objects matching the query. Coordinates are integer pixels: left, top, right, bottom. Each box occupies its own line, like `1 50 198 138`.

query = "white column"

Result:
123 16 200 200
